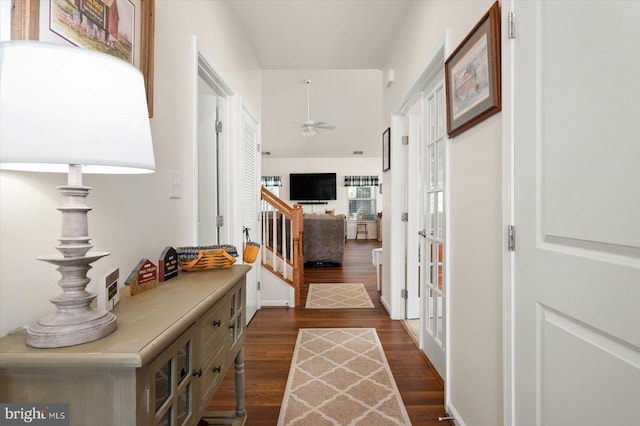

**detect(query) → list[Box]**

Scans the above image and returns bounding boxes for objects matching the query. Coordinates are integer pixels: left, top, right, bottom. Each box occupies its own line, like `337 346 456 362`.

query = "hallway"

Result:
208 240 449 425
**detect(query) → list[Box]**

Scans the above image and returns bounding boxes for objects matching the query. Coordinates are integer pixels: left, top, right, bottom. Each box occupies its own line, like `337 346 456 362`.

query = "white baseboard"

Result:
380 296 391 315
260 299 292 307
446 401 467 426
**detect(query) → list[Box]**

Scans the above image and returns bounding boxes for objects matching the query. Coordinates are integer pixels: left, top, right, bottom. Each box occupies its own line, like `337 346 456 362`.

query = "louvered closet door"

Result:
242 108 260 322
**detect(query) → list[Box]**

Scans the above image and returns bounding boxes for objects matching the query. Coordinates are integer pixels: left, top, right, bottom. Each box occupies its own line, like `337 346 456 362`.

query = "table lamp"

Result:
0 41 155 348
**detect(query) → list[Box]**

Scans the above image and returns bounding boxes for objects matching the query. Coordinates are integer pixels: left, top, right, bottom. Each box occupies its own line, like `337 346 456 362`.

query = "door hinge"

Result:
507 225 516 251
257 281 261 291
216 215 224 227
257 143 261 152
508 12 516 39
402 135 409 145
401 212 408 222
215 120 223 133
400 289 408 299
145 386 150 414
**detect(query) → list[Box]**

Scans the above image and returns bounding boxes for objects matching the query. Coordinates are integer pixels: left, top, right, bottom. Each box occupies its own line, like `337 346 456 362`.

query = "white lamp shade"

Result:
0 41 155 174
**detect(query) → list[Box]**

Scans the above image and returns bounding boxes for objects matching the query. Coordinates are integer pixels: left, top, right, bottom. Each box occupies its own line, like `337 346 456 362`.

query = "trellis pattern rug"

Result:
277 328 412 425
305 283 374 309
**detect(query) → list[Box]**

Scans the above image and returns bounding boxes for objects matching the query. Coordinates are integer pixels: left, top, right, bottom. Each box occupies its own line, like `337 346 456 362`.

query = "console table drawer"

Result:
199 297 227 356
199 343 227 408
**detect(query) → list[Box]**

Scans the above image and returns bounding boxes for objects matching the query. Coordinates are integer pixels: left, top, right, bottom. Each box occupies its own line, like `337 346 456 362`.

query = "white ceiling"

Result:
261 70 383 158
229 1 413 158
229 0 413 69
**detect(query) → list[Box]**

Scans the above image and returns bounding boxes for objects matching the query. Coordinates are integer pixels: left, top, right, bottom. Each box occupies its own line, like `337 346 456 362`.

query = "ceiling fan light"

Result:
302 126 316 137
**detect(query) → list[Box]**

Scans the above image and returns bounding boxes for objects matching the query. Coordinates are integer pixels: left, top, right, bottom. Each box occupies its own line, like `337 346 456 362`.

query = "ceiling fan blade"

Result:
316 125 336 130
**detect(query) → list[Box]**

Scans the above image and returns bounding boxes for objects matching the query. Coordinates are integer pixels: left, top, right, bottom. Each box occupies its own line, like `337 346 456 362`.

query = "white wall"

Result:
383 1 503 425
262 157 382 217
0 1 261 336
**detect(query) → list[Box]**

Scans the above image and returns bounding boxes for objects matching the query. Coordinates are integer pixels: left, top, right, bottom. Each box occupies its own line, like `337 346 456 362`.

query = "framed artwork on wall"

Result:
11 0 155 117
382 127 391 172
445 1 501 138
50 0 136 65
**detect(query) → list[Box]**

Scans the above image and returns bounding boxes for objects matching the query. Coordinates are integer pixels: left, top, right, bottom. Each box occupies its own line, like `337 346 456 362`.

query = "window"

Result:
348 186 376 220
261 176 281 197
264 185 280 197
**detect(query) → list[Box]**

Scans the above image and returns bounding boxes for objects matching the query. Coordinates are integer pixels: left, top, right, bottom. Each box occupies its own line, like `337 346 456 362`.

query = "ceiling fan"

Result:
301 80 335 136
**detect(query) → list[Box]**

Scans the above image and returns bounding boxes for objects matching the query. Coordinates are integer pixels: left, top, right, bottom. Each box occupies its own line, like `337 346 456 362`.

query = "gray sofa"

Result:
303 214 346 264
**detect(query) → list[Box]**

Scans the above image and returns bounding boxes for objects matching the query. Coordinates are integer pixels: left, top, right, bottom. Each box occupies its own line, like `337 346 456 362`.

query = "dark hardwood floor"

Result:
207 240 450 425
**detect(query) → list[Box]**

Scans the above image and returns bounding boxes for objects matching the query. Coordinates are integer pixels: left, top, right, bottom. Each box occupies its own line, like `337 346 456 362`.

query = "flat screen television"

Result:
289 173 337 201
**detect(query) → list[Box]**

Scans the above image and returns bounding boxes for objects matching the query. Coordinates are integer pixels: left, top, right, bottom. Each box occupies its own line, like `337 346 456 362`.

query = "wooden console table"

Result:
0 265 251 426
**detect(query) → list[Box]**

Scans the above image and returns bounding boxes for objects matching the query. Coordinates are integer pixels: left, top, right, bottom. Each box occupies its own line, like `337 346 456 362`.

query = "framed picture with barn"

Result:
10 0 155 117
50 0 136 64
445 1 501 138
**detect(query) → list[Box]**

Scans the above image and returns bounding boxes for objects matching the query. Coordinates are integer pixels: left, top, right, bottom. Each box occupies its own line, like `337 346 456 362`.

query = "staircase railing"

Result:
260 187 303 307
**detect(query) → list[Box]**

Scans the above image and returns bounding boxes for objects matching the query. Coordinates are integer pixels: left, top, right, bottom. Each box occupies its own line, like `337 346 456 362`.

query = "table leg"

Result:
234 348 246 418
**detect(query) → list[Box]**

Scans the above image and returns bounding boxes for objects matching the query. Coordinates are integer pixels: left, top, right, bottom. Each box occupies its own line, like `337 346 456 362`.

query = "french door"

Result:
419 78 447 378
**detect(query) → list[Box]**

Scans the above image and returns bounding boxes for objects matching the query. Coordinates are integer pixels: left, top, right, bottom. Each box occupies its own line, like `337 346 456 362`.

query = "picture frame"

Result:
10 0 155 117
382 127 391 172
445 1 501 138
49 0 136 65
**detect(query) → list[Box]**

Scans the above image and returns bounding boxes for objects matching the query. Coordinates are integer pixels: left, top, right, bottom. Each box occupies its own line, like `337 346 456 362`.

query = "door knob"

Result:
418 229 427 237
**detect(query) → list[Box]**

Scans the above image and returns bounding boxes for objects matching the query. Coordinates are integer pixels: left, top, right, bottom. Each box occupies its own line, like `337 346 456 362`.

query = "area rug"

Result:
277 328 412 426
305 283 374 309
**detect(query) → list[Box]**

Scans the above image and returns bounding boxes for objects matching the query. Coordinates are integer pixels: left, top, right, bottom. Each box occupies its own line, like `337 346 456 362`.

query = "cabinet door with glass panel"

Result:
147 324 197 426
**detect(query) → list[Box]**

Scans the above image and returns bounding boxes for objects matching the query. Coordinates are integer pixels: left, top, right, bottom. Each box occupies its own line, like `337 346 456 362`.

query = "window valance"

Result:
261 176 282 187
344 175 379 187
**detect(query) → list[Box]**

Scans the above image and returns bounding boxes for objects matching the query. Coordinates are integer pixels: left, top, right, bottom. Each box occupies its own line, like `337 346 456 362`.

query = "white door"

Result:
406 114 421 319
197 75 219 245
513 1 640 424
241 107 260 322
419 80 446 378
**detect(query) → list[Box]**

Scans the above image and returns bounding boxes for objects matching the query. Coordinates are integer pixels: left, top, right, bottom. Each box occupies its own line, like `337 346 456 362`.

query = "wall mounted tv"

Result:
289 173 337 201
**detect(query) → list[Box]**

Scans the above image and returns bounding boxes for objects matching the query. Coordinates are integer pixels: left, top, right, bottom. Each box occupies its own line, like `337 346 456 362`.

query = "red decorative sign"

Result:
137 260 157 285
125 259 158 296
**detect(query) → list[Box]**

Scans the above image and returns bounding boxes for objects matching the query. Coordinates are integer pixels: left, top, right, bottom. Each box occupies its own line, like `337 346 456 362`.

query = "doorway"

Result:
193 39 261 323
197 75 221 245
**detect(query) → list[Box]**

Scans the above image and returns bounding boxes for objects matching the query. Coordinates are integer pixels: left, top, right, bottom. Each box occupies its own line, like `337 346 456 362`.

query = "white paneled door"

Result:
512 1 640 424
406 114 421 319
197 76 219 245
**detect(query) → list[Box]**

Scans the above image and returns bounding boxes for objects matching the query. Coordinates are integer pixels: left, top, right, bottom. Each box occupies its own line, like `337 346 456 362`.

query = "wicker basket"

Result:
178 248 236 272
243 241 260 264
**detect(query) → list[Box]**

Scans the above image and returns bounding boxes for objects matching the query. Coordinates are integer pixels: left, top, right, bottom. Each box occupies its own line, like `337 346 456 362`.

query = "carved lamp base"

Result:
26 165 118 348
